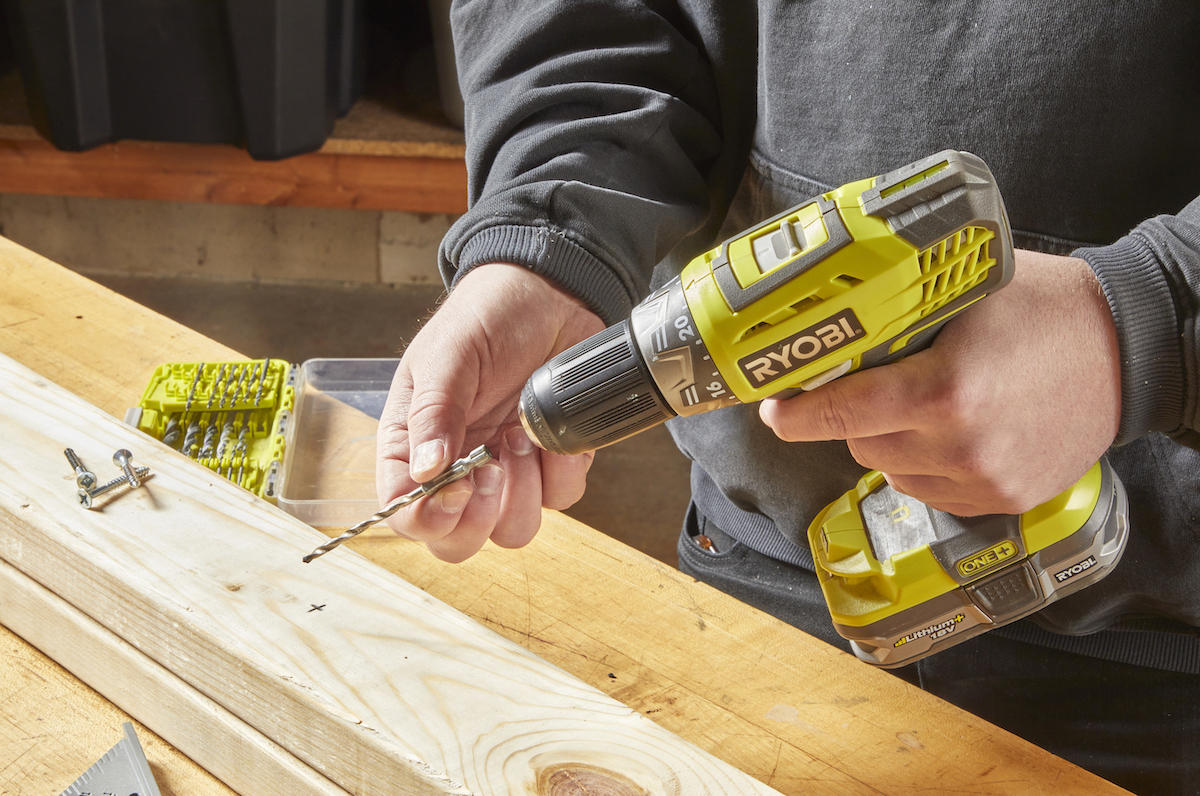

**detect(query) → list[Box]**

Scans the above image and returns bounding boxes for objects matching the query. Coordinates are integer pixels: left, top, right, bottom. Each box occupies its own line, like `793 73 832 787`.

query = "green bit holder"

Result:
131 359 295 501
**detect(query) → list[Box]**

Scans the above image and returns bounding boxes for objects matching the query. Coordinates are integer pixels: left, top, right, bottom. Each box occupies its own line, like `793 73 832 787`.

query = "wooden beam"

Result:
0 131 468 214
0 558 349 796
0 237 1128 795
0 351 782 796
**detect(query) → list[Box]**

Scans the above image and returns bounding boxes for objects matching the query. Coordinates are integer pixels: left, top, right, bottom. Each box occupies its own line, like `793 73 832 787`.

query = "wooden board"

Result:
0 558 347 796
0 351 781 796
0 134 468 214
0 237 1128 795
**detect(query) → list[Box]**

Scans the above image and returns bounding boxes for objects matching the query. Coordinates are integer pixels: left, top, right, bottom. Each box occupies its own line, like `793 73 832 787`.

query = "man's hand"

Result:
759 250 1122 516
376 263 605 562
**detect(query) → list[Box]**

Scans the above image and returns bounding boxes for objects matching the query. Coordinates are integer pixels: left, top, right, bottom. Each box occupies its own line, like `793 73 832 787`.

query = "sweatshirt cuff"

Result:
440 223 636 327
1075 234 1184 445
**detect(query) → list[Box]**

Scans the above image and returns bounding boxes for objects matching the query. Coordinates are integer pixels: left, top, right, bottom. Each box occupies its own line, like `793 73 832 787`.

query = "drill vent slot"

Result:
791 295 825 314
735 274 860 344
916 226 995 317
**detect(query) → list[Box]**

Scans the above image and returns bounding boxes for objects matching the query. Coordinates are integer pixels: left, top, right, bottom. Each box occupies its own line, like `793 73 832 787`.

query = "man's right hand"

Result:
375 263 607 563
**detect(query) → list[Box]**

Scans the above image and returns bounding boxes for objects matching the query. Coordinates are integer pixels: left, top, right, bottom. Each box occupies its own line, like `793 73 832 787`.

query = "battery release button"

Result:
966 561 1042 622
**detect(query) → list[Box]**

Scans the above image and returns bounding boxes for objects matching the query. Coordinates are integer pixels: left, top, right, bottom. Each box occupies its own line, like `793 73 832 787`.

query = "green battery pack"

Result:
127 359 295 501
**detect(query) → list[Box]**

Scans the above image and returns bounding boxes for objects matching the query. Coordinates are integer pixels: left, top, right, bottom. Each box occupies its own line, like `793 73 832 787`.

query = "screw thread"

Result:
89 466 151 498
113 449 141 488
64 448 84 471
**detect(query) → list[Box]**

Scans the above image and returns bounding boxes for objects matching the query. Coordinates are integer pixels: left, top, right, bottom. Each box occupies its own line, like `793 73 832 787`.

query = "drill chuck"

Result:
518 320 675 455
520 276 743 454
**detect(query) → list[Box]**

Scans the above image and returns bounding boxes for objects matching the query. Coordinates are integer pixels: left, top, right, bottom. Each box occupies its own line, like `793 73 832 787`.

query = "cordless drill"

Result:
518 150 1128 666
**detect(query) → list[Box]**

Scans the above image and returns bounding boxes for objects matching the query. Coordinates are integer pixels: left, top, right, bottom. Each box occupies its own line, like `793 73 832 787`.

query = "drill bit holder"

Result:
127 359 295 501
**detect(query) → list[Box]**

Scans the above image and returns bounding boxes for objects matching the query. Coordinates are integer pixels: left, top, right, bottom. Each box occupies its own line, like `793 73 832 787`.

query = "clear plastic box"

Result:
277 358 400 526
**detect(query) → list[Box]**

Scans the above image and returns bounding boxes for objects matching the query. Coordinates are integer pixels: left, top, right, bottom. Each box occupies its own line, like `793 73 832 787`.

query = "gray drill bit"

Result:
222 364 247 408
205 364 228 410
182 418 203 458
253 358 271 406
162 415 182 447
237 364 261 407
182 363 206 414
303 445 493 563
217 413 238 467
199 418 221 461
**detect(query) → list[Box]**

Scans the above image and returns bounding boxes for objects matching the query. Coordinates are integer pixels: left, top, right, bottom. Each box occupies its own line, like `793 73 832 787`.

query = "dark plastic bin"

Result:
1 0 365 160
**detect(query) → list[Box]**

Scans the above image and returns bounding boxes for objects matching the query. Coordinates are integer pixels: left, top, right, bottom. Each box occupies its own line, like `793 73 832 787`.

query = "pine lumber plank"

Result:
0 617 234 796
0 238 1129 794
0 351 782 796
0 558 348 796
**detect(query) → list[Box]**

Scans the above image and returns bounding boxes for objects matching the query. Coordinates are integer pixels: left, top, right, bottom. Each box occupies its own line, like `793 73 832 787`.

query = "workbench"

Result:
0 240 1131 795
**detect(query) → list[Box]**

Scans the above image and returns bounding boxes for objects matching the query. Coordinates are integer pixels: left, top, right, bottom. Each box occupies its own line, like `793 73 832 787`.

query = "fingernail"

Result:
411 439 445 478
438 485 471 514
473 463 504 496
505 425 534 455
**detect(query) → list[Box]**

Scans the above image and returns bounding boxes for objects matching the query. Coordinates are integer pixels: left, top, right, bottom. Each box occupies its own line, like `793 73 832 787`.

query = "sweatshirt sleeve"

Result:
437 0 756 325
1075 195 1200 446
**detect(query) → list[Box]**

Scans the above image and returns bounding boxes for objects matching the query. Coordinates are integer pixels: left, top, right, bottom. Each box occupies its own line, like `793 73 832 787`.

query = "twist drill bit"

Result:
162 416 182 447
237 364 260 407
168 362 206 447
222 364 247 408
183 363 206 414
233 422 250 482
253 358 271 406
205 364 228 410
199 419 221 461
303 445 493 563
217 414 238 469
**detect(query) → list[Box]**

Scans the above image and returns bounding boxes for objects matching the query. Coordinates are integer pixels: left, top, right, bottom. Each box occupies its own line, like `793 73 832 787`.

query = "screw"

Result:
113 449 141 489
77 466 151 509
64 448 97 490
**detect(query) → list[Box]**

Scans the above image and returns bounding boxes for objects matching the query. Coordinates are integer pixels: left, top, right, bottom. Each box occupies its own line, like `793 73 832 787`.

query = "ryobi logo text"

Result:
738 309 864 387
1054 555 1097 584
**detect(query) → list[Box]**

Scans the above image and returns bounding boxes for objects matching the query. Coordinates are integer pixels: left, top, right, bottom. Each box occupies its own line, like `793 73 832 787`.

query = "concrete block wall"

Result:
0 193 453 287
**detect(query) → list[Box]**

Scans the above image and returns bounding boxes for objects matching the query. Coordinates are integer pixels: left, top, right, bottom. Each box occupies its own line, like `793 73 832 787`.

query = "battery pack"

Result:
808 458 1129 668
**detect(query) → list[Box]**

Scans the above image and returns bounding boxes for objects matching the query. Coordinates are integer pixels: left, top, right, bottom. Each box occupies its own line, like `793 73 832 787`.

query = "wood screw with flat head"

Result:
113 449 141 489
77 466 151 509
64 448 97 490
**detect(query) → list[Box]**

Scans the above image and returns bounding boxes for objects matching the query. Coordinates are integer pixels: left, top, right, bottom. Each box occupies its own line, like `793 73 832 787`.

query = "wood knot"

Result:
537 764 646 796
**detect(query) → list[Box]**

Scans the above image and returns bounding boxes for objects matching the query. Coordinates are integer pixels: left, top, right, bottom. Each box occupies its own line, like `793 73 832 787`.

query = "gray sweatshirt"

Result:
440 0 1200 670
